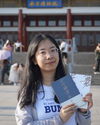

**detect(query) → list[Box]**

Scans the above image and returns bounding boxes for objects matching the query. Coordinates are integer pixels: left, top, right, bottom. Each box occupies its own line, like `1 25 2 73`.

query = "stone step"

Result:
68 52 95 65
92 73 100 83
12 52 27 64
68 64 100 85
72 64 94 75
91 76 100 85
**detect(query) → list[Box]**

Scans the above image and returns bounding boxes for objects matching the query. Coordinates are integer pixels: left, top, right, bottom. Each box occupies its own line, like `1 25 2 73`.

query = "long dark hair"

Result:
18 34 66 108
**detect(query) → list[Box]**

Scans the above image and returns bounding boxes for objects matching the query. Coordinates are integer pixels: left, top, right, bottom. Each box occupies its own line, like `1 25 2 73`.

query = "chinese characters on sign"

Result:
27 0 62 8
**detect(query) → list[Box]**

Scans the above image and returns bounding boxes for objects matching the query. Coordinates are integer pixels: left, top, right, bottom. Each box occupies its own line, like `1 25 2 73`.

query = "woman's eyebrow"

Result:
39 46 56 51
39 48 45 51
50 46 56 49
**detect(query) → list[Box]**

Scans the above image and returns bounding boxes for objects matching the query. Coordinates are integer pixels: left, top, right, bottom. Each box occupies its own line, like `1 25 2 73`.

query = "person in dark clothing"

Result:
94 43 100 74
0 59 10 84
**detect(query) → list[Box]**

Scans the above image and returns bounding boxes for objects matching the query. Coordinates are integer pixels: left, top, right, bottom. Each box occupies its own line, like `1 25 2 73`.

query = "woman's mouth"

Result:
46 61 55 64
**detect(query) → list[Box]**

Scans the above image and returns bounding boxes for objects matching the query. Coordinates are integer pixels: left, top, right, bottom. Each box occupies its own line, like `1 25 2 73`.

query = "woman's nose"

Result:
45 52 53 59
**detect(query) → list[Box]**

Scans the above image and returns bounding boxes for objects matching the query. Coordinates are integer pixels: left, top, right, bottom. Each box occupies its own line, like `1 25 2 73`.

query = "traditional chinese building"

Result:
0 0 100 51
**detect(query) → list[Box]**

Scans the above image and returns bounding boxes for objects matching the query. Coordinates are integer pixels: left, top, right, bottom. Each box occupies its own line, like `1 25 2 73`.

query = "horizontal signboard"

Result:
27 0 62 8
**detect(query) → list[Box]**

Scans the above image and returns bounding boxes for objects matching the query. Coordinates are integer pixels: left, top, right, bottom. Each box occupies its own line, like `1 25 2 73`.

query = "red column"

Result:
67 9 72 51
18 9 23 45
23 21 28 51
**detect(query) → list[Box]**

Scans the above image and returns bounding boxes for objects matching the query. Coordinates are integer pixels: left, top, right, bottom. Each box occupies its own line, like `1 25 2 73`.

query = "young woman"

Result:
15 34 93 125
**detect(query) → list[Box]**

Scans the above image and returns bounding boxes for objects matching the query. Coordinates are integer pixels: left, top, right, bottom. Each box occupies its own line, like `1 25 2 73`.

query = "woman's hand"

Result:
79 93 93 113
59 104 76 123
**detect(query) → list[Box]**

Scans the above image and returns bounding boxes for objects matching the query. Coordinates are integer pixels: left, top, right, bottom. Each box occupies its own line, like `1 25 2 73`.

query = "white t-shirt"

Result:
9 63 20 83
35 85 76 125
14 42 22 49
60 41 69 53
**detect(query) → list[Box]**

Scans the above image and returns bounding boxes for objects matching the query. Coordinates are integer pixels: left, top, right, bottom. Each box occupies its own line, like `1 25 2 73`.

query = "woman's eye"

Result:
40 51 46 55
51 49 55 52
51 48 58 52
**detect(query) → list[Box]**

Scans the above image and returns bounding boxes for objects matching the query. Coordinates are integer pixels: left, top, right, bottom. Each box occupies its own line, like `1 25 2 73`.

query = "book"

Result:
52 74 91 109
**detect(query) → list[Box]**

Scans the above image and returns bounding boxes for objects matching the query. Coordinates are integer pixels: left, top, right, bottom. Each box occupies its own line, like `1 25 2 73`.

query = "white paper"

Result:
61 94 87 109
71 73 92 97
70 73 92 109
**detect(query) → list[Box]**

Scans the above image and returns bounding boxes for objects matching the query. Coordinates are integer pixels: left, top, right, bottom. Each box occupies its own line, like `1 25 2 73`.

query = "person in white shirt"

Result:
14 40 24 52
0 40 13 63
8 63 20 85
60 41 69 64
15 34 93 125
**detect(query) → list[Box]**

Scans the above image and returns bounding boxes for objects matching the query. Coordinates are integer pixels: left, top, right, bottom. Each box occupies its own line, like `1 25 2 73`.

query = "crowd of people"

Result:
0 39 24 85
0 61 25 85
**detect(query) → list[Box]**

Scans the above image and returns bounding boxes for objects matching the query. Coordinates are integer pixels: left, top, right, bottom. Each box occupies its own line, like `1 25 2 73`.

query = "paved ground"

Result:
0 85 100 125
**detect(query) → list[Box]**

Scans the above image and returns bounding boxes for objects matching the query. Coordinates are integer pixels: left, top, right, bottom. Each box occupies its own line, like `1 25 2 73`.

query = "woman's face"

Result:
34 40 59 73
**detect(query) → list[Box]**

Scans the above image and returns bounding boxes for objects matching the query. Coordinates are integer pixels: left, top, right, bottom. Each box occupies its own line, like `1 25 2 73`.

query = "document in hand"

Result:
52 74 91 109
71 73 91 97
